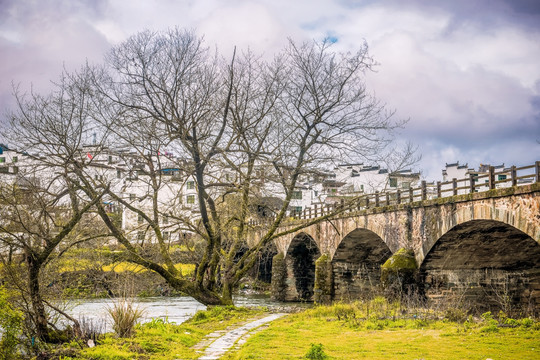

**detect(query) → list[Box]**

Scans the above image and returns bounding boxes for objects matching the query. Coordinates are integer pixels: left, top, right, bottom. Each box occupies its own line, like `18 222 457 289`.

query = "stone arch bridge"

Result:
251 179 540 312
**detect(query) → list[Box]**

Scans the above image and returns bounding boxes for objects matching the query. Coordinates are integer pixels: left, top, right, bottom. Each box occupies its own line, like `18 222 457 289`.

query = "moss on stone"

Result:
381 248 417 271
381 248 418 296
314 254 333 304
271 253 287 301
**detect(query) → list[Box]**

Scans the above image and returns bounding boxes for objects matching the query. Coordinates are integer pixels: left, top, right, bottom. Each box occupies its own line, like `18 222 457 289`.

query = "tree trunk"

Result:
220 279 235 306
168 277 230 305
28 258 49 341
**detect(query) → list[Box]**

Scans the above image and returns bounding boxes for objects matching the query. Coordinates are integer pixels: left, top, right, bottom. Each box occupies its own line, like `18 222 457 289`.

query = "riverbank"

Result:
45 299 539 360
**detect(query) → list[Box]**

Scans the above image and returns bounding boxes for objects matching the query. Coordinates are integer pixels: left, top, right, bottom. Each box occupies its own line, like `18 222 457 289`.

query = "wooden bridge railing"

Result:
248 161 540 225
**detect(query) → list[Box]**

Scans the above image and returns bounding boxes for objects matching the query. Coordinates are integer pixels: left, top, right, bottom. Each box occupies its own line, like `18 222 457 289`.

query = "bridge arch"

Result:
331 228 392 300
420 219 540 312
283 232 321 301
419 200 539 265
253 241 278 284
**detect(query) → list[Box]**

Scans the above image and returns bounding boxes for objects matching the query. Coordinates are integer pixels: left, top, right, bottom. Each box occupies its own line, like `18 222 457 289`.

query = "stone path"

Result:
196 313 287 360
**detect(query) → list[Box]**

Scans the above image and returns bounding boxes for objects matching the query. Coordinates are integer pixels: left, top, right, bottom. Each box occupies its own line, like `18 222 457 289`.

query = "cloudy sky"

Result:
1 0 539 180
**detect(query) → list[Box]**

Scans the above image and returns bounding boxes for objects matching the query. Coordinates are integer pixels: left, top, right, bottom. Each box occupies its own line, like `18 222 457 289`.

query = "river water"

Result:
65 294 304 333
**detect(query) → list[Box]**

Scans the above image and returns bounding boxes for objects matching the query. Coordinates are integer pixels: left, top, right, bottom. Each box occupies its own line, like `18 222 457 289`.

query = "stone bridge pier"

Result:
255 184 540 312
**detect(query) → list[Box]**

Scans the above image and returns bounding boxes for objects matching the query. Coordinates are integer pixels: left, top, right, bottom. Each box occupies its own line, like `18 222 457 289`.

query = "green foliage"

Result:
480 311 499 333
519 318 534 328
305 343 329 360
144 317 173 330
0 286 23 360
332 303 357 322
83 343 135 360
107 298 144 337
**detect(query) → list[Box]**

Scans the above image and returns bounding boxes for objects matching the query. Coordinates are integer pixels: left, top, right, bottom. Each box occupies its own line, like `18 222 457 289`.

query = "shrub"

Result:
480 311 499 333
107 298 144 337
519 318 534 328
444 308 468 323
0 286 23 360
305 343 329 360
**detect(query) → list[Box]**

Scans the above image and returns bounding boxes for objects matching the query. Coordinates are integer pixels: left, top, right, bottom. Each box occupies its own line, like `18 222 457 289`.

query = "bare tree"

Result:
4 28 414 307
80 29 409 305
1 69 108 341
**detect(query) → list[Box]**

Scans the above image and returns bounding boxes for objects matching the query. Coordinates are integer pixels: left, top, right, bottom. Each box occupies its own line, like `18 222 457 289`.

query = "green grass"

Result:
53 247 195 276
101 262 195 275
49 301 540 360
71 306 265 360
222 302 540 360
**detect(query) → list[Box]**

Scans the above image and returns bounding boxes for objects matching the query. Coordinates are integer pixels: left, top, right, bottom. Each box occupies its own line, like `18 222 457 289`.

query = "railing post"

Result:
409 187 414 203
375 191 380 207
436 181 441 198
536 161 540 183
421 180 427 201
396 189 401 204
365 195 369 209
340 198 345 211
511 165 517 187
469 173 475 194
314 204 318 217
452 178 458 196
489 166 495 190
308 207 312 219
385 192 390 206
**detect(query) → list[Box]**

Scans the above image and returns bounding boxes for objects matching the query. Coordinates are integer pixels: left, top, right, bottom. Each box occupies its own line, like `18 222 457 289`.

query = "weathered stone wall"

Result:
332 262 382 301
270 253 286 301
422 268 540 312
313 254 333 304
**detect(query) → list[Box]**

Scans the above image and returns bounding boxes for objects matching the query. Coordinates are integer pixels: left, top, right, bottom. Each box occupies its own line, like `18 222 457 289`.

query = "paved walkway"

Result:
197 313 287 360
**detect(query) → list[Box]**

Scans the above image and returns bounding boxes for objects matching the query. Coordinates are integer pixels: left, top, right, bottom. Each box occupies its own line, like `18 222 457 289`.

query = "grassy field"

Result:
223 302 540 360
50 300 539 360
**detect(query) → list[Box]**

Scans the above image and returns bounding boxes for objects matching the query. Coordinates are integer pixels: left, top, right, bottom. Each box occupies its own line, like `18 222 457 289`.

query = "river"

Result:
65 294 306 333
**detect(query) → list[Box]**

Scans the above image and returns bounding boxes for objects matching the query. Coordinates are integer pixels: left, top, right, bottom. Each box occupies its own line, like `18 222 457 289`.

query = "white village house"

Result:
4 142 522 244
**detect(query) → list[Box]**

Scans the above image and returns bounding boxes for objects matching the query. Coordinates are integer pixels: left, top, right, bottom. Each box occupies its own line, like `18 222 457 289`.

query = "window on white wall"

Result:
291 190 303 200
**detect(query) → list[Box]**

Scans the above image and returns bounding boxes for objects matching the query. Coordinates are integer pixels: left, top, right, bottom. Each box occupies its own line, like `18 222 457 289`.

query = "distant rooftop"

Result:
445 161 468 168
